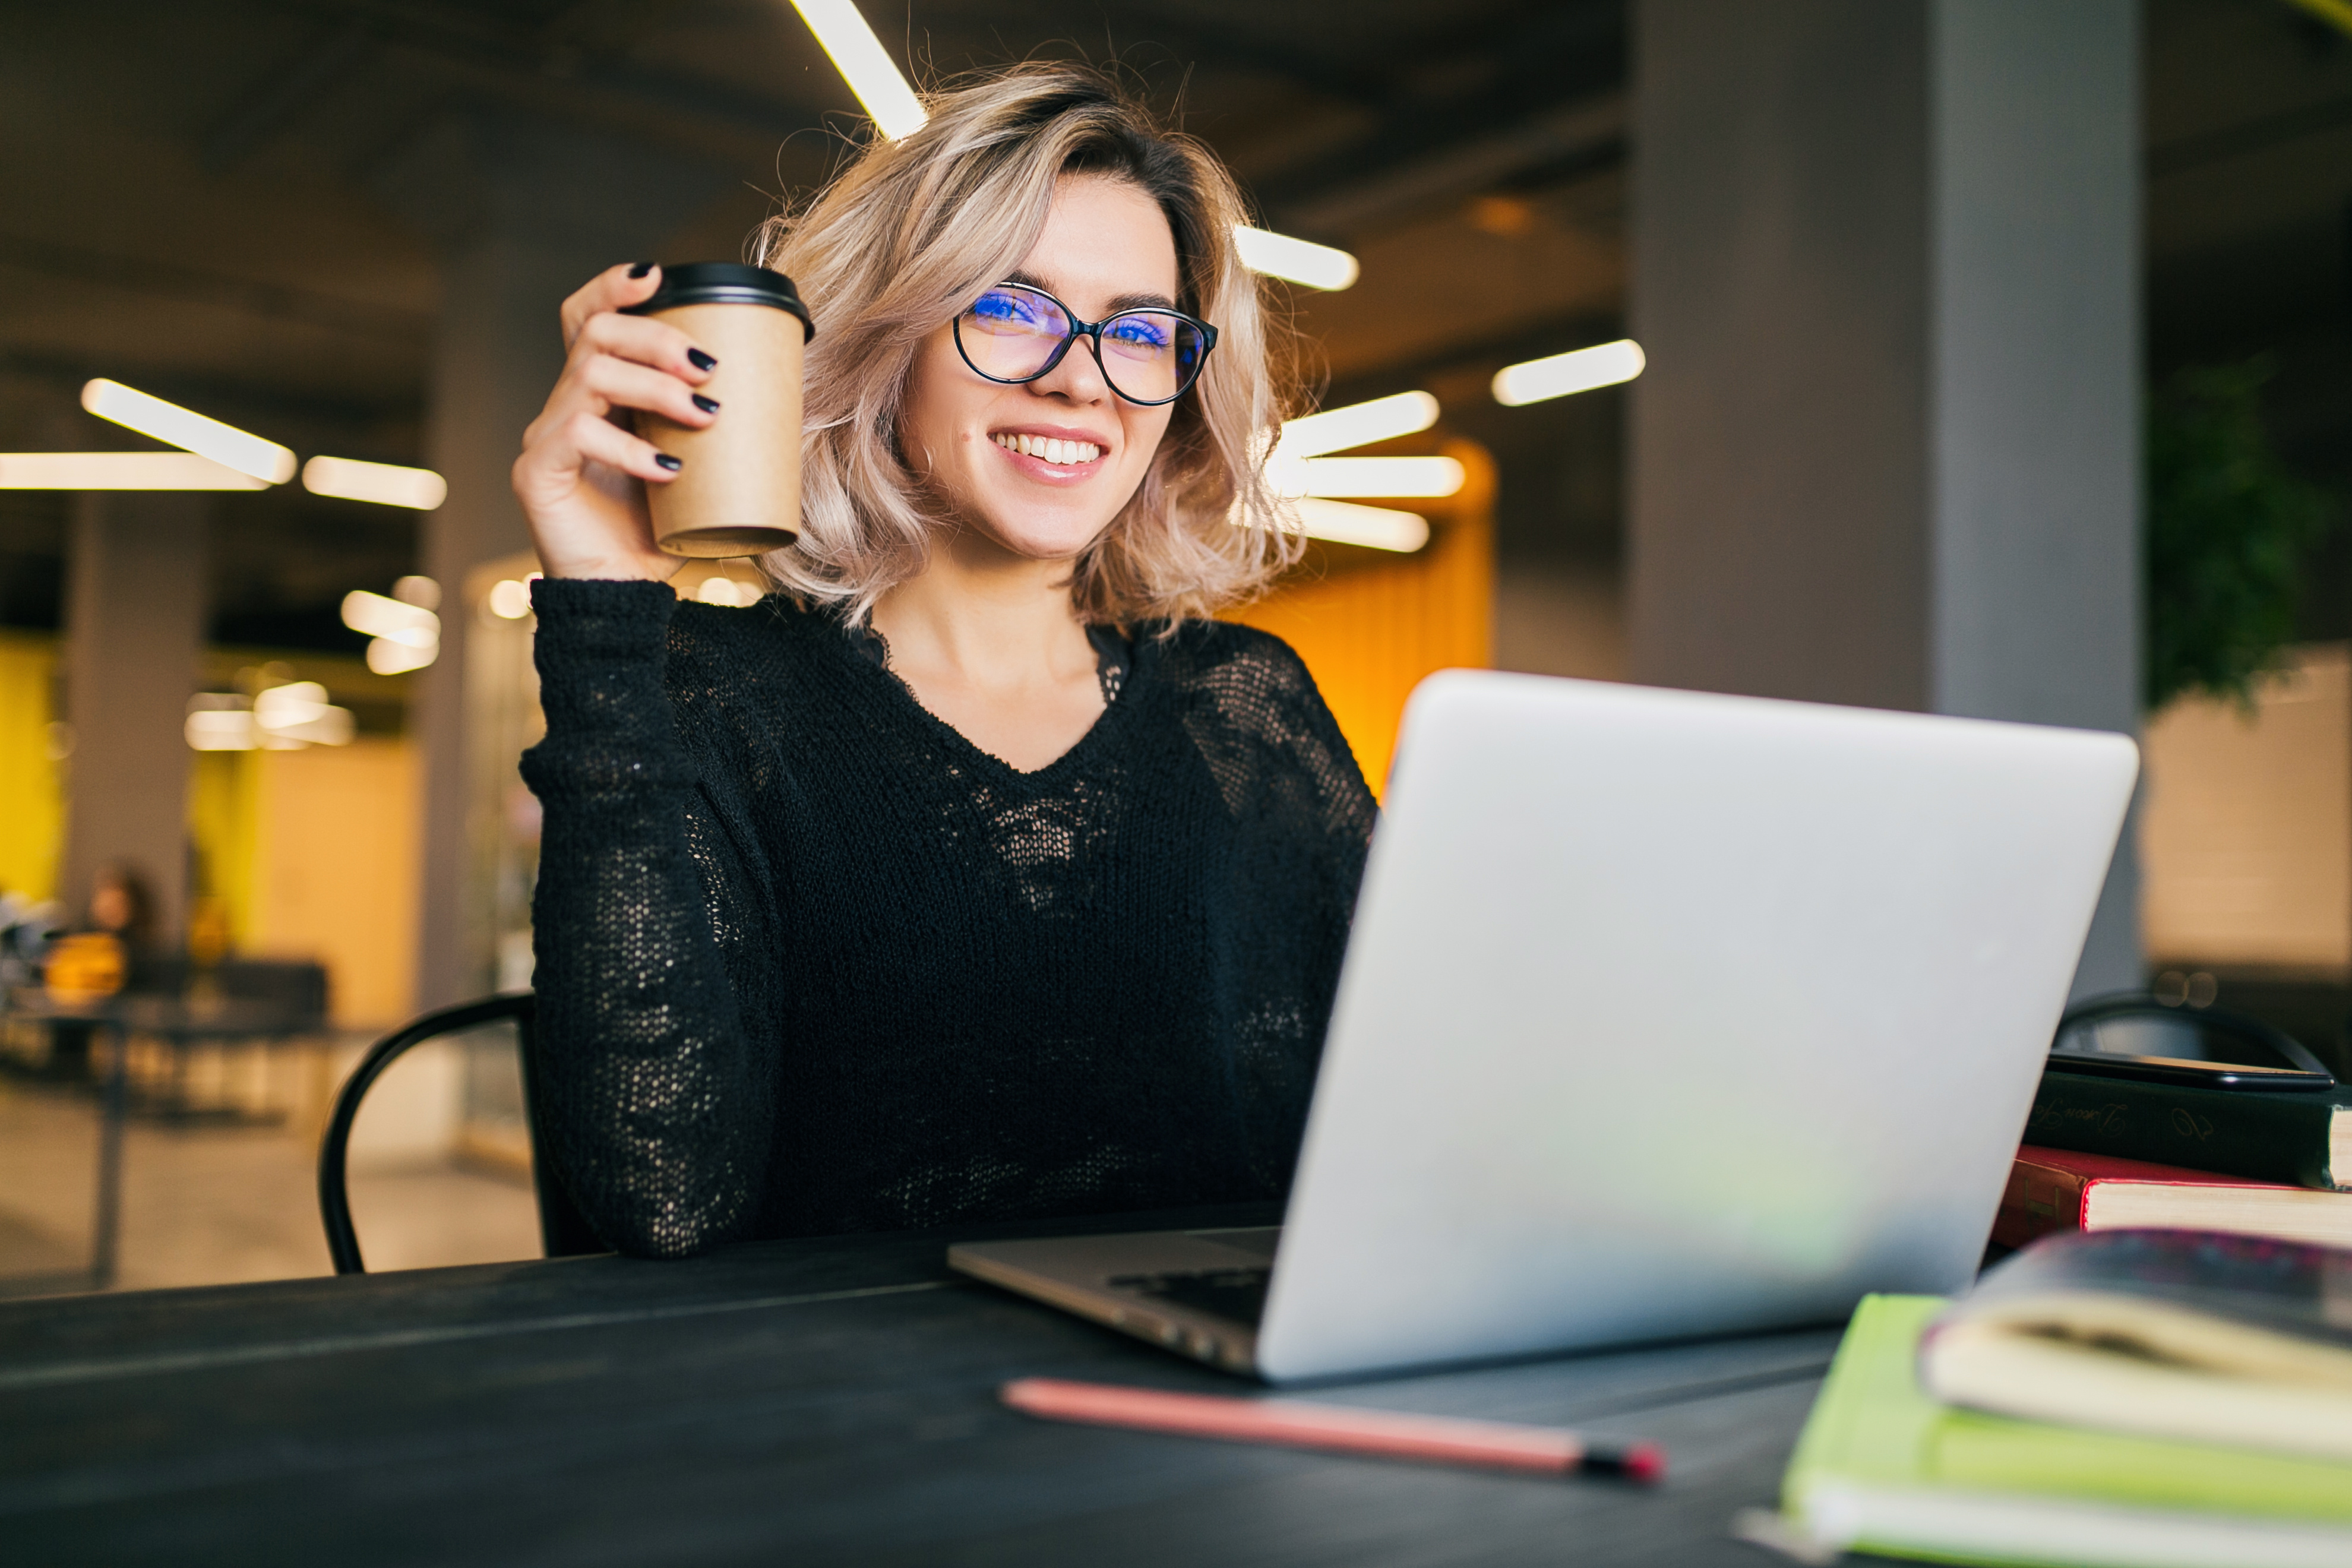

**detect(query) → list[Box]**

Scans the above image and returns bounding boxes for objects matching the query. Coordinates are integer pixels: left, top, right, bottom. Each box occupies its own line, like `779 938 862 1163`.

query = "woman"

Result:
514 64 1376 1258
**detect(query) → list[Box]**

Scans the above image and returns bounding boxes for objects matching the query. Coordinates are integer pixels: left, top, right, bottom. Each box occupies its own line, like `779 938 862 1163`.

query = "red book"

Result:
1996 1144 2352 1250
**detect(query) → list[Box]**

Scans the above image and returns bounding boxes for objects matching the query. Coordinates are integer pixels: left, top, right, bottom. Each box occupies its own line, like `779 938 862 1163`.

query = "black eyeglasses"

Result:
953 282 1218 407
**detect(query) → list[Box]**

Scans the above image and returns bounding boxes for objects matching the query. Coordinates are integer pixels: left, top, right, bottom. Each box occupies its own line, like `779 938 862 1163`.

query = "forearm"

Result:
522 579 773 1256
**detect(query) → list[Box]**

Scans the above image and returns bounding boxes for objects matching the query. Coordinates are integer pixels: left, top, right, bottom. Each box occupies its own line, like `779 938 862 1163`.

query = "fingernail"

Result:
687 349 717 372
655 454 683 472
628 261 655 279
692 393 720 414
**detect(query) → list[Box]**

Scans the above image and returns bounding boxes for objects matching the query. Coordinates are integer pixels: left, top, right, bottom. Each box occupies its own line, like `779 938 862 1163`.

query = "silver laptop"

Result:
950 671 2139 1383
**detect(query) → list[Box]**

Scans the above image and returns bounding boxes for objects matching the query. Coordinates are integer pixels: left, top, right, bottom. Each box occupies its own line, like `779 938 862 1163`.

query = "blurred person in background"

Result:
33 863 151 1079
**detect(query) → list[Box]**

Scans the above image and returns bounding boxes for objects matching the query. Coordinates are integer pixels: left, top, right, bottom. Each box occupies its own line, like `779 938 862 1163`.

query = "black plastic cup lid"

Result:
623 263 813 339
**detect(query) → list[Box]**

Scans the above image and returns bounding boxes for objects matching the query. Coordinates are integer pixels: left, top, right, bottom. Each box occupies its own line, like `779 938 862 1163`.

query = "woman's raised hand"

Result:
513 264 719 581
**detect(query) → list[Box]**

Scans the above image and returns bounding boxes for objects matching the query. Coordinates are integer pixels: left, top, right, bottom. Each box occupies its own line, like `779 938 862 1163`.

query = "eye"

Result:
968 290 1028 325
1105 314 1172 351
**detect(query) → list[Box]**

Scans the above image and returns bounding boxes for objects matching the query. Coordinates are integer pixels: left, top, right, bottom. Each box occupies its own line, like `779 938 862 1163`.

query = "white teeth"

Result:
992 433 1102 465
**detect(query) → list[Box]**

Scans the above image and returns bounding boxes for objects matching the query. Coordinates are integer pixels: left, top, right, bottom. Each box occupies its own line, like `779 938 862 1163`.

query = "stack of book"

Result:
1999 1054 2352 1247
1772 1232 2352 1566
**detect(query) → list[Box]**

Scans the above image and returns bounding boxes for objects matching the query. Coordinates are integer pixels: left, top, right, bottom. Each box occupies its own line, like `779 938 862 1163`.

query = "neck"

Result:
870 526 1095 691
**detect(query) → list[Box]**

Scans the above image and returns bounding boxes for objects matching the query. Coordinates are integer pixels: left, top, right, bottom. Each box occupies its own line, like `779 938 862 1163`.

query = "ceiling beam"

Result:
0 232 431 343
1253 0 1625 239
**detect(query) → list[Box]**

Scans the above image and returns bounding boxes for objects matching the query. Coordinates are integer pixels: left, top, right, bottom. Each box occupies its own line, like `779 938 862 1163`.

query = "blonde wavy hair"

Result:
750 62 1304 625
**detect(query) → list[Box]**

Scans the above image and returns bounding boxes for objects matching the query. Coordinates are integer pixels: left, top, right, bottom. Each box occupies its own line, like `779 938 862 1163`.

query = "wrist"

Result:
539 550 679 584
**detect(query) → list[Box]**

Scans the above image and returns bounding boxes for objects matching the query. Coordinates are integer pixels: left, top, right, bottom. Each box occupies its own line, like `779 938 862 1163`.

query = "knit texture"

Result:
521 578 1376 1258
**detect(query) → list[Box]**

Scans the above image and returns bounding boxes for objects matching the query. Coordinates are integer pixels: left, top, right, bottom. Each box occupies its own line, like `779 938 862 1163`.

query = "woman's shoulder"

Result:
661 590 871 717
667 589 842 663
1146 618 1342 722
1143 618 1334 732
1142 617 1375 823
1150 617 1314 685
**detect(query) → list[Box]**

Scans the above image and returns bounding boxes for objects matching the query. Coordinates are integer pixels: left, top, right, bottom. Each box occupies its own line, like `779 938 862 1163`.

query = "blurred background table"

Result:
0 968 328 1291
0 1207 1836 1567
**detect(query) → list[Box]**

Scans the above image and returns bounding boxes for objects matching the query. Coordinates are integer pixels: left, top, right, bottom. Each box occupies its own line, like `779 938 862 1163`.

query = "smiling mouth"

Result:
992 432 1103 466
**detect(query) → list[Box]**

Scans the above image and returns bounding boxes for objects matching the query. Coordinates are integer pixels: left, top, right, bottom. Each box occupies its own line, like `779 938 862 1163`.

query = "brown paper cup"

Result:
624 265 814 559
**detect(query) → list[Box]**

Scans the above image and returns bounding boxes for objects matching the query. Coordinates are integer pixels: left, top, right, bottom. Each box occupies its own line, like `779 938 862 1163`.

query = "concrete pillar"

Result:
376 113 725 1007
1629 0 2142 994
59 492 210 945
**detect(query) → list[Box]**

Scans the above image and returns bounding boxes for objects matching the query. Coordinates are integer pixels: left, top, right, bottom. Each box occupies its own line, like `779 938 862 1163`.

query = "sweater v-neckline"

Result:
830 618 1150 789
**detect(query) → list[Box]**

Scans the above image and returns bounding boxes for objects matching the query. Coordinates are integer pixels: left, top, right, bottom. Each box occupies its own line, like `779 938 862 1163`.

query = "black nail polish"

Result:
655 453 683 471
628 261 655 279
692 393 720 414
687 348 717 372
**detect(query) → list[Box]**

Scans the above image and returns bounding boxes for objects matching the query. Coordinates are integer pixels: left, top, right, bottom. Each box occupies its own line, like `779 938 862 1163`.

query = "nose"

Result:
1028 330 1110 404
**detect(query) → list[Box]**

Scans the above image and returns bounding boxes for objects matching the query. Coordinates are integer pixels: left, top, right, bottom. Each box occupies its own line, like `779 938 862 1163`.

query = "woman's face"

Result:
899 173 1183 563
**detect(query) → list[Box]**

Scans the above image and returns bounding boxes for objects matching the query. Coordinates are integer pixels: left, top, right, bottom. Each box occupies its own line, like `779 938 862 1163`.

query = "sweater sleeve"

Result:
519 577 775 1258
1166 624 1377 1191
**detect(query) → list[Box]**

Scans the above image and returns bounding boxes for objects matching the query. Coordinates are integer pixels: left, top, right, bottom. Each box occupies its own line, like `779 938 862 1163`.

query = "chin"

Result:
968 495 1122 562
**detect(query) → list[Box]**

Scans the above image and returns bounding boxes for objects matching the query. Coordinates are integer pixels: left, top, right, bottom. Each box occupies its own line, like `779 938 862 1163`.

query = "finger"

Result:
559 262 662 349
572 310 716 384
577 354 719 429
520 410 682 493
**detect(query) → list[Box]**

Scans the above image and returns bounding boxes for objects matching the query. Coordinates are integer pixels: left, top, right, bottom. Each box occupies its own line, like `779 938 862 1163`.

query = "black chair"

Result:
317 992 605 1273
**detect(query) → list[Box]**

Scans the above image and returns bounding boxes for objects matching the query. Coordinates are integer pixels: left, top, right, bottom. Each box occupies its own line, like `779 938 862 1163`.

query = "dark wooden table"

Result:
0 1207 1838 1566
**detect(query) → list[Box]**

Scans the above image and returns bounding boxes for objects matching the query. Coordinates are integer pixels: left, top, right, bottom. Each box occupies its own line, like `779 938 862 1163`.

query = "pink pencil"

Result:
1001 1377 1666 1483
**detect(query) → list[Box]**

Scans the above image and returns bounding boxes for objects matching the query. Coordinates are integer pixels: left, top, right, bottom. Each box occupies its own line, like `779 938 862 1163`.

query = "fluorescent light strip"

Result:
1297 456 1464 499
1294 499 1429 554
0 452 268 490
1491 340 1646 406
1276 391 1441 461
80 380 296 484
340 590 439 646
366 639 436 675
304 456 448 510
790 0 928 139
1231 226 1359 291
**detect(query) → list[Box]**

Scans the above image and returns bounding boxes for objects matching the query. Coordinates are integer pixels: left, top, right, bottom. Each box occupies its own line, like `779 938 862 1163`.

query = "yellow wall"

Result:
1227 441 1496 795
187 748 261 947
242 738 421 1028
0 634 62 903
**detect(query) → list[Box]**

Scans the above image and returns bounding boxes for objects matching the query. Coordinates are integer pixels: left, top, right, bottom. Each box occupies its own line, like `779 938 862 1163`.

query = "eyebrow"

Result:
1003 270 1178 315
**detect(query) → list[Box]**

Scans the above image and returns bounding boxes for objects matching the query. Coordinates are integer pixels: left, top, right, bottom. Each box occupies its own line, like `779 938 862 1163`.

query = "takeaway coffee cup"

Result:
622 263 815 558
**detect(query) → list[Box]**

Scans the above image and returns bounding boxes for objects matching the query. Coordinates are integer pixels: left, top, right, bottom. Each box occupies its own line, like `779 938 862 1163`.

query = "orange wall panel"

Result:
1226 444 1495 797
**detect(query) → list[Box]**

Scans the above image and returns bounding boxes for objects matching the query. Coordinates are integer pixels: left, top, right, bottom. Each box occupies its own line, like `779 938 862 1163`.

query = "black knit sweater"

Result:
520 578 1376 1258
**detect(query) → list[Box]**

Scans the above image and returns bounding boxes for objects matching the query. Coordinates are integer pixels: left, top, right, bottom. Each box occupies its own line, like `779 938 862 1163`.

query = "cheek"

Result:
1123 410 1177 480
898 334 970 470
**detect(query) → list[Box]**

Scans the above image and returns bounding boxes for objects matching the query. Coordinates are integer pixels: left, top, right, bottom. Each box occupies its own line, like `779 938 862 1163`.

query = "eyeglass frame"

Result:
951 280 1219 407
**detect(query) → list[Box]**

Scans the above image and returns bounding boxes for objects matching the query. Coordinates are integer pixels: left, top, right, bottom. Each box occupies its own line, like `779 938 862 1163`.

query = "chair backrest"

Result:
316 992 604 1273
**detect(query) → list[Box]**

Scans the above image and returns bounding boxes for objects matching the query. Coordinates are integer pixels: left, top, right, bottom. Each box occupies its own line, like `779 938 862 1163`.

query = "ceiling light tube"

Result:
341 589 440 645
0 452 268 490
487 579 535 620
1275 391 1441 461
1491 340 1646 407
790 0 928 140
366 638 437 675
303 456 448 510
1294 499 1430 554
80 380 297 484
1232 226 1360 291
1297 456 1465 500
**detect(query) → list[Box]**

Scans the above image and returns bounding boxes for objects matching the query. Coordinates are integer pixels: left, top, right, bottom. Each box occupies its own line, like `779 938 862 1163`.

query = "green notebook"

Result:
1778 1295 2352 1567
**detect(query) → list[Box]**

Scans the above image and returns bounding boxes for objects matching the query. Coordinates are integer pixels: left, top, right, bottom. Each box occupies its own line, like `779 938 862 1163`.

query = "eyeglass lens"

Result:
959 284 1206 403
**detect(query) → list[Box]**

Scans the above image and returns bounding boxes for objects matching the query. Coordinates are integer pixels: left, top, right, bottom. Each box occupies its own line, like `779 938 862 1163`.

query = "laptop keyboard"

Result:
1109 1267 1272 1327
